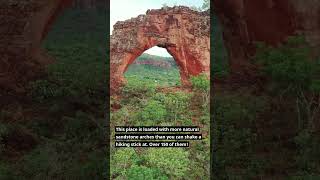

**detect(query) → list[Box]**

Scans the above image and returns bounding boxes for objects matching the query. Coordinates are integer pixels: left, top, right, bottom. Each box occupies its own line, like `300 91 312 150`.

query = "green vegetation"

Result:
111 54 210 179
202 0 210 11
256 37 320 176
112 4 211 178
125 53 181 87
110 147 191 179
146 148 189 178
212 15 229 78
0 8 107 179
213 35 320 178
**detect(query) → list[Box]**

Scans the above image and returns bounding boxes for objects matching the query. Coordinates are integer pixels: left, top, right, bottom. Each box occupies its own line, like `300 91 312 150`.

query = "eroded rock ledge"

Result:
213 0 320 77
0 0 72 93
110 6 210 93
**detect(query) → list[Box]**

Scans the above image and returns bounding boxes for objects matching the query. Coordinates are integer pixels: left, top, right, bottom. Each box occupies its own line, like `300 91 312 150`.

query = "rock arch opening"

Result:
125 46 181 87
110 6 210 94
1 3 209 94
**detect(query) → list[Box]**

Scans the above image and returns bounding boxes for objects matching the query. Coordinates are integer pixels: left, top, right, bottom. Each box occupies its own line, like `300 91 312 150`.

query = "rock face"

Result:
213 0 320 77
0 0 73 93
110 6 210 93
0 0 105 94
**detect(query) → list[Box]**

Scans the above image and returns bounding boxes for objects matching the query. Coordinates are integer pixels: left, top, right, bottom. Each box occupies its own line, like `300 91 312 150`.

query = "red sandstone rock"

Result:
0 2 209 94
213 0 320 77
0 0 104 93
110 6 210 93
3 0 320 93
0 0 73 93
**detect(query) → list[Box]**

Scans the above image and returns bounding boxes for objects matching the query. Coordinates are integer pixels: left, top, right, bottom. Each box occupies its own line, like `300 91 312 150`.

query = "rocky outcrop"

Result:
0 0 106 94
0 0 73 93
213 0 320 77
1 3 208 94
110 6 210 93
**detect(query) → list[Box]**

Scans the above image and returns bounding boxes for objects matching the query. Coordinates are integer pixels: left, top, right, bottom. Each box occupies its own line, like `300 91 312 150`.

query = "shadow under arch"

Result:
110 6 210 94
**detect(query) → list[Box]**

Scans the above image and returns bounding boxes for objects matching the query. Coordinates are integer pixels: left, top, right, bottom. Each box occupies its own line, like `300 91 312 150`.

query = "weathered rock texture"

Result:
0 0 73 93
110 6 210 93
213 0 320 77
3 0 320 93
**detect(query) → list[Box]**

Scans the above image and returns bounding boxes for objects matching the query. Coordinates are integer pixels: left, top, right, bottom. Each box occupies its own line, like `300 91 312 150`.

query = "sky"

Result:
110 0 206 57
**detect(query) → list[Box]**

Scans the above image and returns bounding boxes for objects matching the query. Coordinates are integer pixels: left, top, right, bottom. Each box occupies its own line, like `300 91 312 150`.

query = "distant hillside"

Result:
125 53 180 86
137 53 174 62
133 53 177 68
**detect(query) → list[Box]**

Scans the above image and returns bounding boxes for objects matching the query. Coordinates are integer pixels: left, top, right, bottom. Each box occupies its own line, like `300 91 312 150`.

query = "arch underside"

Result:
110 7 210 93
5 0 320 94
1 3 209 94
121 44 189 85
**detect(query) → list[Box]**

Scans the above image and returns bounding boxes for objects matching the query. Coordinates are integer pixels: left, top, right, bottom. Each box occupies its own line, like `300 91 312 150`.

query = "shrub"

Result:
67 151 108 180
63 111 97 139
190 73 210 93
18 142 106 180
254 36 319 94
20 144 63 179
255 36 320 133
0 123 8 155
138 100 167 124
145 148 189 179
190 74 210 107
0 163 14 180
110 107 130 125
294 130 320 172
29 80 62 103
123 78 156 98
163 92 191 122
212 93 266 178
111 148 139 177
126 166 168 180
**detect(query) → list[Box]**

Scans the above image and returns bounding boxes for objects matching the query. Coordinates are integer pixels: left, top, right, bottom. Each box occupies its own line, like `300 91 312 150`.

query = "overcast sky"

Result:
110 0 205 57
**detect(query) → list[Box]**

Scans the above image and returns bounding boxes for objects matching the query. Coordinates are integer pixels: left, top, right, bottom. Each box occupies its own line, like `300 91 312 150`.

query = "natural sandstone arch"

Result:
213 0 320 78
4 0 320 94
110 6 210 93
1 2 209 94
1 0 106 94
0 0 73 93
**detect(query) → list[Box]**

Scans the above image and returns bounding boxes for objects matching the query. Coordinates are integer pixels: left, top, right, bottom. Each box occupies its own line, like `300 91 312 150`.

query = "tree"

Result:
202 0 210 11
190 0 209 12
255 36 320 132
162 3 169 8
